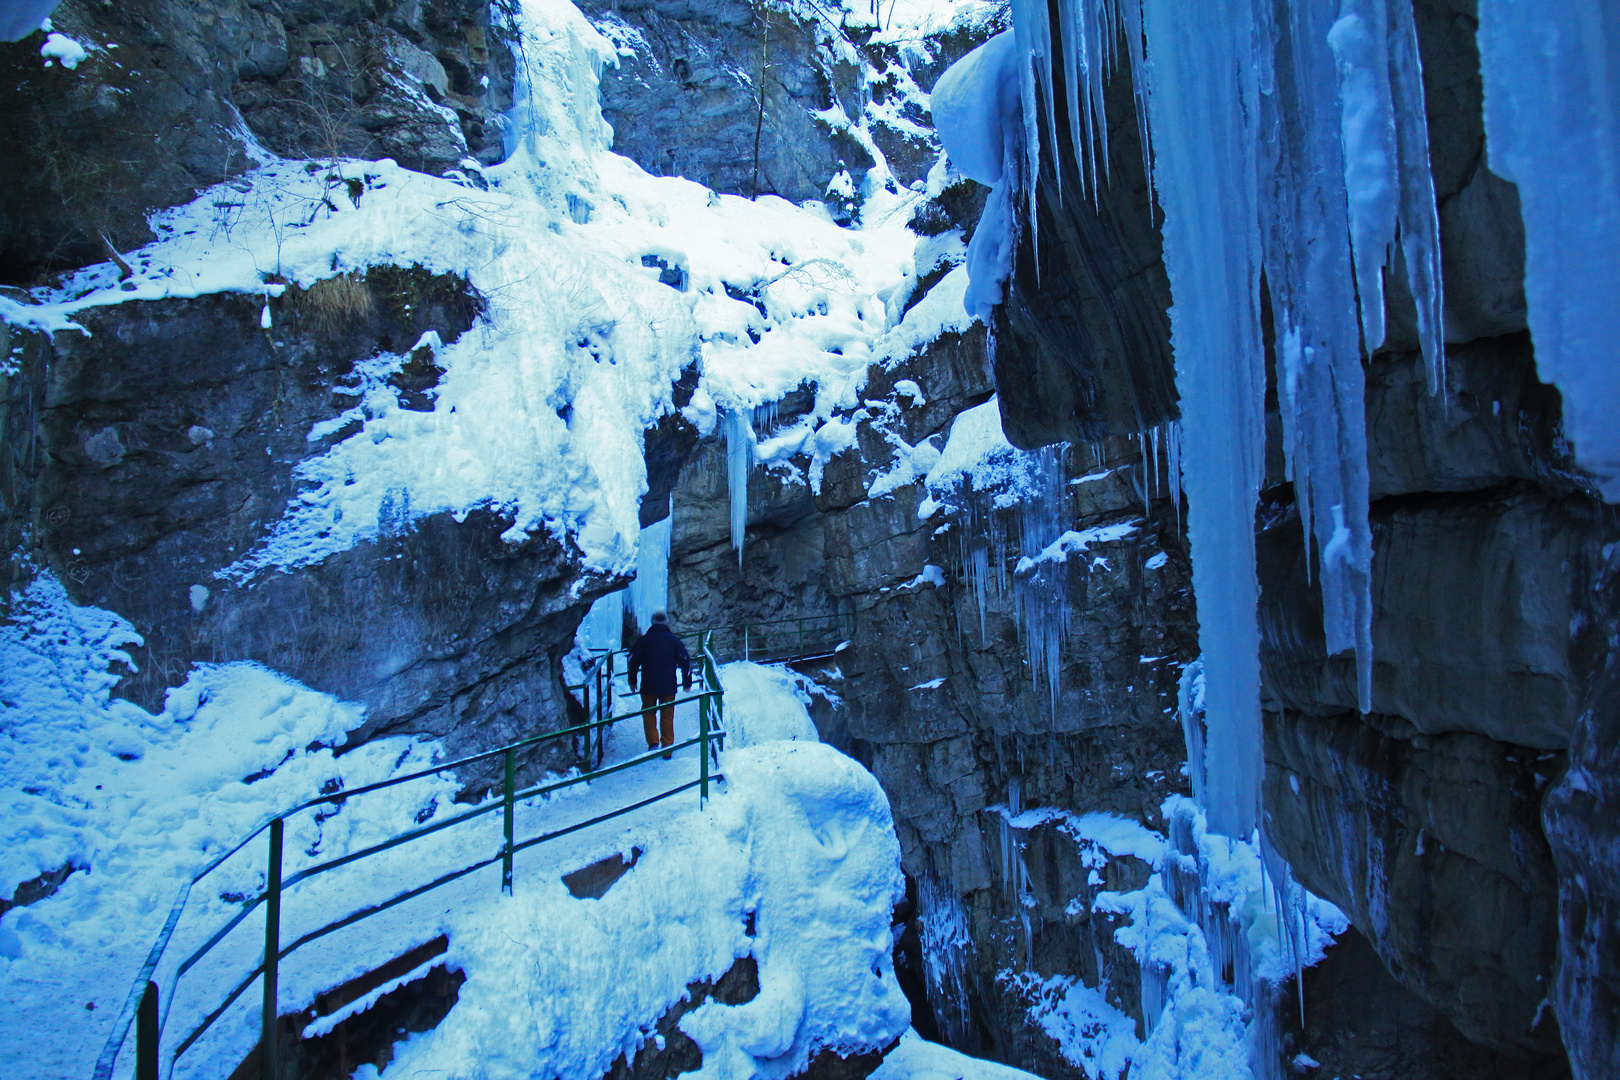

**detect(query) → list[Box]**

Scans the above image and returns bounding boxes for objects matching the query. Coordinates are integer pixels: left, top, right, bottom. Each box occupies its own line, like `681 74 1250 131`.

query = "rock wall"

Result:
990 32 1176 447
0 0 514 282
579 0 998 206
970 0 1607 1074
0 0 664 791
664 321 1200 1074
2 267 599 782
1251 0 1609 1068
579 0 869 203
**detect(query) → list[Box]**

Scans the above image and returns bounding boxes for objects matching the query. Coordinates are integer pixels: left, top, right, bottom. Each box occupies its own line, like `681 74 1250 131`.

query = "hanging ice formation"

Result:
916 873 977 1046
627 516 671 631
930 401 1075 718
1014 447 1071 718
578 588 625 653
930 30 1024 320
1476 0 1620 501
933 0 1447 836
725 409 755 567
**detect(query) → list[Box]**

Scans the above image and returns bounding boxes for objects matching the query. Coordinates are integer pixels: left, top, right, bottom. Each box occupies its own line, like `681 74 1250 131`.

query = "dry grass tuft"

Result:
303 272 376 333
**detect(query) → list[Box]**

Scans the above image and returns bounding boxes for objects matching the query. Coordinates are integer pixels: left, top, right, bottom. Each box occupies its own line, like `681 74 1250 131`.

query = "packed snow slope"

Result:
1 572 925 1080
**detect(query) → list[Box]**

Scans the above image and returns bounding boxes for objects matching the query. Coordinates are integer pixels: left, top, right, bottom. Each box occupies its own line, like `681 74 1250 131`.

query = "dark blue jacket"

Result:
627 624 692 697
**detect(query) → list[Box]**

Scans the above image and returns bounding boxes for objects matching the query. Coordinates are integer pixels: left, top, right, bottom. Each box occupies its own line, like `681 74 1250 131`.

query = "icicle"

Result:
578 589 625 653
1148 424 1161 501
1476 0 1620 498
1328 0 1399 353
1137 0 1268 839
752 399 779 437
627 516 671 631
1010 0 1050 240
725 410 754 567
918 875 976 1046
1263 0 1384 713
1167 419 1182 532
1177 659 1207 809
1386 0 1446 396
1015 446 1069 719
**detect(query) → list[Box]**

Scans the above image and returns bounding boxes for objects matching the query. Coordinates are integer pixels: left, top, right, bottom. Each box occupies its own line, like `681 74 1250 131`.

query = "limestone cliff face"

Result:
976 0 1605 1074
0 1 602 789
1 268 593 785
663 323 1199 1073
989 40 1176 447
580 0 997 205
1252 0 1606 1068
579 0 869 203
0 0 514 282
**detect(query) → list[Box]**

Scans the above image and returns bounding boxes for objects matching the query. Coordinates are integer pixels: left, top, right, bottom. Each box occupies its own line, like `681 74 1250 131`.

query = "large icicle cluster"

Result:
1476 1 1620 500
627 516 672 631
934 0 1447 836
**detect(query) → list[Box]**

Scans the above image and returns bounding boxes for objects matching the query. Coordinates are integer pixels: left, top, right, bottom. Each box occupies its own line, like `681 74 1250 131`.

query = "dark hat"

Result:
650 611 669 624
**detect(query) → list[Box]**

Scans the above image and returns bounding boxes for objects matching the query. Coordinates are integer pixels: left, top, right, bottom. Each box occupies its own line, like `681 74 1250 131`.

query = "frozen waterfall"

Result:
934 0 1450 836
1477 0 1620 500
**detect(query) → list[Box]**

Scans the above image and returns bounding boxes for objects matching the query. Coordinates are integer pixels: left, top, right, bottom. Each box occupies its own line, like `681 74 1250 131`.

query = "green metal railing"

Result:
96 636 728 1080
699 611 855 666
563 615 849 766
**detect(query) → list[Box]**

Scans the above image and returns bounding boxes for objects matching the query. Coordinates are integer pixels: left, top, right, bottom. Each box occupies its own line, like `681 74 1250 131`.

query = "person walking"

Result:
627 611 692 759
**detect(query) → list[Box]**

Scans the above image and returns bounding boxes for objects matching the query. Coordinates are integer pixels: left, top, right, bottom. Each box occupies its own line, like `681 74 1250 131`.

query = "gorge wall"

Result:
652 1 1608 1078
2 0 1615 1078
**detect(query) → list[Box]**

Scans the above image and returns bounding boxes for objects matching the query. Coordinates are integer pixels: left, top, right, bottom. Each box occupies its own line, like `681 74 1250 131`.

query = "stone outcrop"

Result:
580 0 869 203
0 0 513 282
580 0 1000 207
3 267 601 779
1263 709 1565 1059
990 44 1176 447
1543 551 1620 1080
665 323 1198 1074
1293 926 1570 1080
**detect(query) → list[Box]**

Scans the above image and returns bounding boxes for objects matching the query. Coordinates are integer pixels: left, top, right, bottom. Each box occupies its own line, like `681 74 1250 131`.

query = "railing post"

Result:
261 817 283 1080
136 980 159 1080
594 659 605 765
502 747 516 895
699 694 710 804
743 625 749 661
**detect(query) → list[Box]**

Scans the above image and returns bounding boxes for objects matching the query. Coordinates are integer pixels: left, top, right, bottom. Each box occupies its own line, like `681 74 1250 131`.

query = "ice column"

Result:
1477 0 1620 499
578 589 625 653
1137 0 1268 838
1176 659 1206 808
917 875 977 1046
1015 447 1070 718
725 410 754 566
628 516 671 631
1262 0 1378 713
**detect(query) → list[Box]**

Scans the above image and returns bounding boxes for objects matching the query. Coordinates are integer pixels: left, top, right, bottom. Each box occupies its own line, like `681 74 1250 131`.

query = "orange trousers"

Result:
640 691 675 752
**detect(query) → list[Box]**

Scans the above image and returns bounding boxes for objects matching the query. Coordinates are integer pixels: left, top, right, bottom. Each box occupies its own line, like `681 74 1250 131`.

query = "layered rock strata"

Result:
665 322 1199 1073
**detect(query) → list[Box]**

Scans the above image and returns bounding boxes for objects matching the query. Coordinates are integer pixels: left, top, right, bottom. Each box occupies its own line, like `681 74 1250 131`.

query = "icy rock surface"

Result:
934 0 1448 836
1476 0 1620 501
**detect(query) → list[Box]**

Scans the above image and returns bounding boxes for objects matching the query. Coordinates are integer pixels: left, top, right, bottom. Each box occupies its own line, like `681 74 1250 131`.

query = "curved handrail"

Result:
94 637 727 1080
